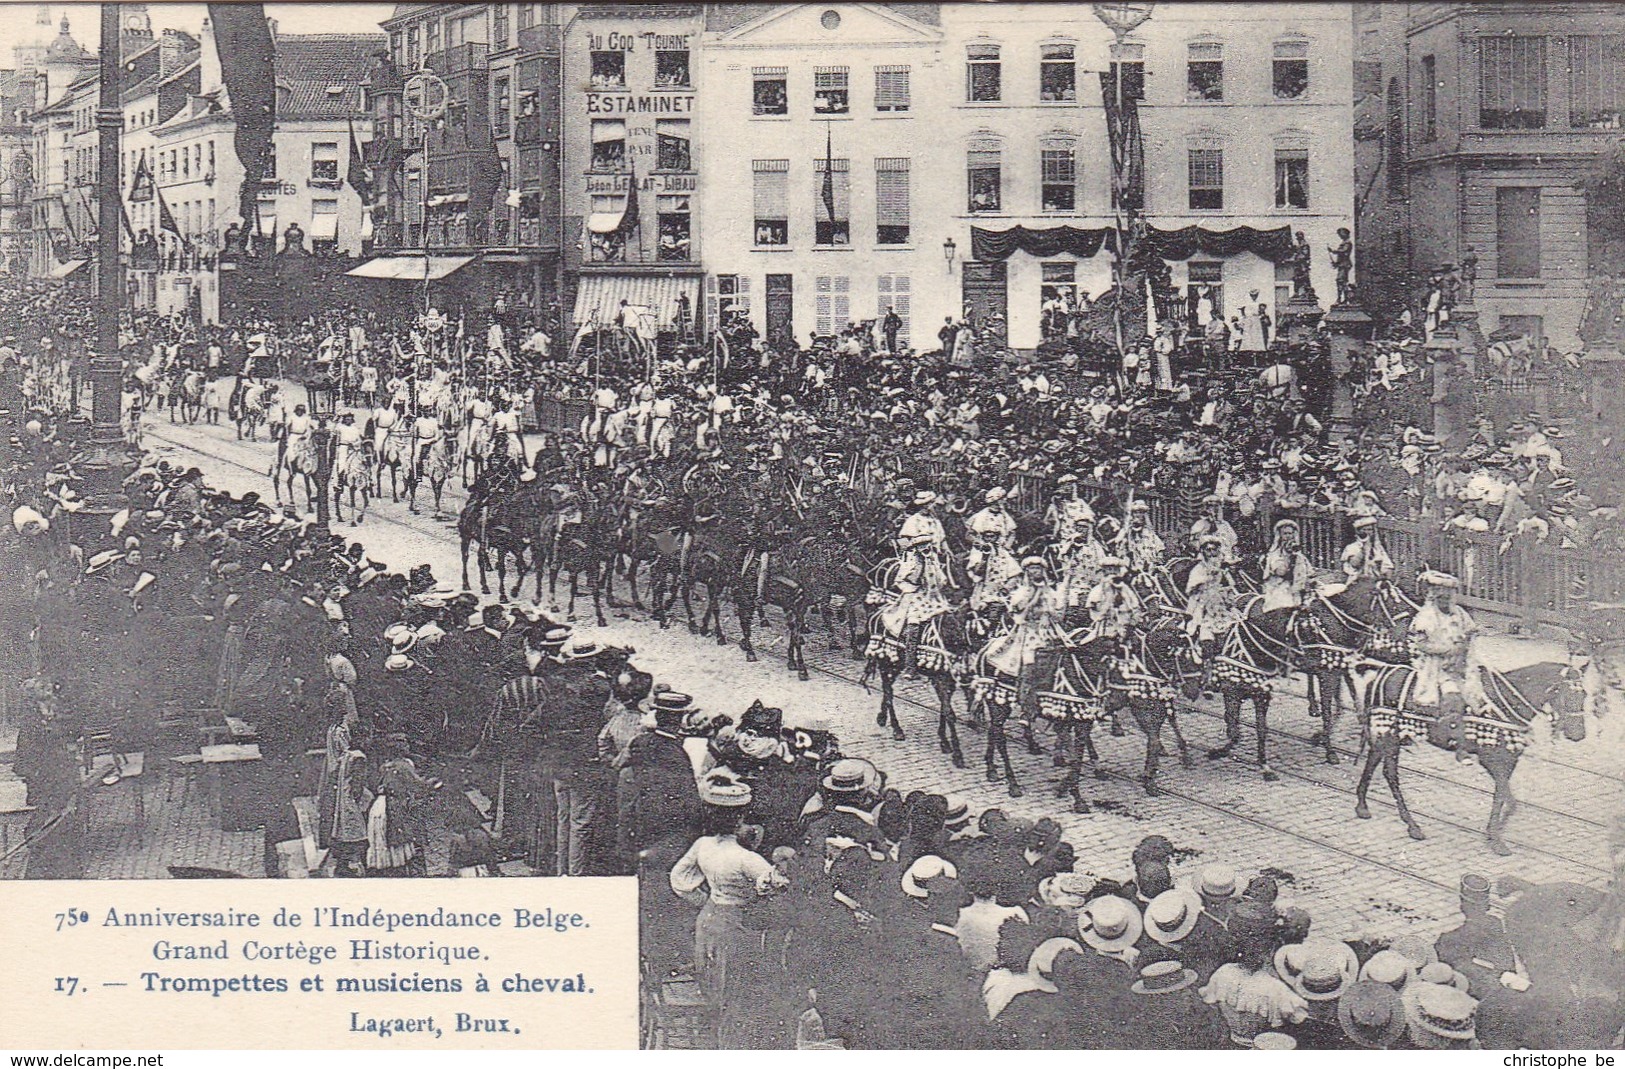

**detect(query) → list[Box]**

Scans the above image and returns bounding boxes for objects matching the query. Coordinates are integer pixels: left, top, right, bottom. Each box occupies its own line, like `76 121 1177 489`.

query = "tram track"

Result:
144 421 1615 899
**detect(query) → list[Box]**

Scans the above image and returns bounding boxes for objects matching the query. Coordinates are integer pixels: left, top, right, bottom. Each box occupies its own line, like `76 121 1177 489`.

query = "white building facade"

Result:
941 2 1354 350
697 3 953 350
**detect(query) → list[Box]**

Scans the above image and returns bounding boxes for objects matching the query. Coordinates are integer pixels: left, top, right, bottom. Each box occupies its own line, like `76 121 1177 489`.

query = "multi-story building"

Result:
26 14 96 279
942 2 1353 351
0 69 34 276
561 3 704 344
121 29 202 311
1355 2 1625 350
365 3 563 324
698 2 943 350
147 21 383 321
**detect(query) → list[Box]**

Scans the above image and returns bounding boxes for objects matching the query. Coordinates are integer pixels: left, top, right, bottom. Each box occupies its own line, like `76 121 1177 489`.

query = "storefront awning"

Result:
572 274 699 332
346 254 474 281
48 258 89 279
586 211 624 235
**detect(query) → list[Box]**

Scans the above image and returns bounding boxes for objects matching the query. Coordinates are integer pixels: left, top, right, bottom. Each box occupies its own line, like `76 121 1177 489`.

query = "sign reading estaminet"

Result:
0 879 638 1049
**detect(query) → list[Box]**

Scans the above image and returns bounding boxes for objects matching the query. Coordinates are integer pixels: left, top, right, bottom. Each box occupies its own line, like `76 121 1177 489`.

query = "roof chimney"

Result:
199 15 222 97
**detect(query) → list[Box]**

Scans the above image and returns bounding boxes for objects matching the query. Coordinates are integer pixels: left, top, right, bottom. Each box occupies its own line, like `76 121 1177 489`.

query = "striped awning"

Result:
346 254 474 281
572 273 699 331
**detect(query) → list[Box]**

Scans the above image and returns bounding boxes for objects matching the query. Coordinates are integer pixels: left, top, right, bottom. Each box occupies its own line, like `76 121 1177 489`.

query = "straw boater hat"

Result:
1130 958 1199 996
1143 887 1204 945
699 777 752 809
1385 934 1439 972
984 486 1008 504
561 637 605 661
1077 896 1143 954
1406 983 1478 1045
1338 980 1407 1049
901 855 958 899
1275 938 1359 1002
1252 1032 1297 1050
1353 514 1379 530
822 757 881 795
912 490 938 508
1358 949 1415 992
1193 863 1240 901
942 794 971 829
1418 961 1471 993
1420 570 1460 590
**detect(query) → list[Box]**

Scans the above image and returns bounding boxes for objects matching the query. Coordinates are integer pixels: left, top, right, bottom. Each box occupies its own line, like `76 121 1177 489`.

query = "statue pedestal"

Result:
1451 303 1484 379
1323 301 1374 445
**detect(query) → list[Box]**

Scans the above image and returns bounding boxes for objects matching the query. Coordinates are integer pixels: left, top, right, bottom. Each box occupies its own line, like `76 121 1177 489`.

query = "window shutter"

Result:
875 65 910 110
706 274 719 333
816 276 833 336
753 160 789 221
875 159 909 227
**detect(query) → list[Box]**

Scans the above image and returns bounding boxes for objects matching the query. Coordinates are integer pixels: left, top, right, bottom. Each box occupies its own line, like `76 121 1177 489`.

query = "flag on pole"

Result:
820 124 835 222
129 151 154 202
619 160 640 237
157 187 186 249
346 117 373 203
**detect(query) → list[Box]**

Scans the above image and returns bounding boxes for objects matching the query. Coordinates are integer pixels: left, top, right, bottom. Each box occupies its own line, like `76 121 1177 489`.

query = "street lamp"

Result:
943 236 957 273
305 374 338 533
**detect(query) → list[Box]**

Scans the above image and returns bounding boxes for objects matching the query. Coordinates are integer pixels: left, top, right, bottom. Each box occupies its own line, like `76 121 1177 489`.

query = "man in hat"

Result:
1260 518 1314 612
1117 499 1165 574
1409 570 1480 758
1085 556 1141 642
1186 535 1241 649
983 556 1068 717
881 491 953 673
1341 514 1394 584
1190 494 1239 565
966 487 1021 612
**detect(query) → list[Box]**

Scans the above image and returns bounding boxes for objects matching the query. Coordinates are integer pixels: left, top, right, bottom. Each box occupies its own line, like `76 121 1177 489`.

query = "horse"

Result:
734 536 828 680
864 601 985 768
179 368 205 424
332 439 374 526
410 436 455 518
457 478 539 601
1357 656 1595 854
673 515 751 645
201 374 232 426
1291 577 1418 762
607 499 685 625
546 494 613 627
273 430 321 513
1201 599 1299 781
373 420 414 505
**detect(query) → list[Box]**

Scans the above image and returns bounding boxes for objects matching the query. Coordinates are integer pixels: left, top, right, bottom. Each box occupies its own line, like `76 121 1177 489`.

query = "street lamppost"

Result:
305 374 338 533
1092 3 1155 357
80 3 129 508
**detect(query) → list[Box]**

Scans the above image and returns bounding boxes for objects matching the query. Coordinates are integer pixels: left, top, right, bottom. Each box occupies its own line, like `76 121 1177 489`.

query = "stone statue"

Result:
1290 230 1315 300
1328 227 1353 305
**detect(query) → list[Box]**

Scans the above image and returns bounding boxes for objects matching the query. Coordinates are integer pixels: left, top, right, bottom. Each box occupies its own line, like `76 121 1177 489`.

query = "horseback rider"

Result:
1341 514 1394 584
1053 506 1108 624
965 486 1019 610
1118 499 1166 574
492 394 526 468
1409 570 1481 760
880 490 954 673
983 555 1068 713
1259 517 1314 612
372 395 403 463
1085 556 1142 642
1190 493 1240 564
1186 534 1243 687
1045 473 1094 543
412 407 444 485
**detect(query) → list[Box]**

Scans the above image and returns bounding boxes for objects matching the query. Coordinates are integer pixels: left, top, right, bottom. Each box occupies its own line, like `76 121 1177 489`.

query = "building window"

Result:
1478 35 1546 129
875 65 910 112
207 140 215 176
265 147 276 180
390 31 403 66
815 275 850 336
1274 262 1294 313
715 274 750 324
875 158 910 244
1108 42 1146 103
1496 186 1541 279
1187 41 1224 101
753 67 788 116
1188 261 1224 323
425 19 441 57
876 273 910 347
656 47 690 88
492 4 509 50
518 4 536 30
814 157 850 246
967 144 1001 212
752 160 789 246
657 194 690 261
967 44 1001 102
588 193 625 263
310 197 339 246
1041 44 1076 102
1040 144 1077 212
590 120 626 172
181 146 190 179
590 49 626 90
1272 40 1309 99
1274 146 1308 208
1188 145 1223 209
1041 261 1076 312
814 67 849 115
312 141 340 183
1385 77 1404 195
1570 35 1625 129
494 75 511 136
406 26 419 68
656 119 691 171
1420 55 1438 141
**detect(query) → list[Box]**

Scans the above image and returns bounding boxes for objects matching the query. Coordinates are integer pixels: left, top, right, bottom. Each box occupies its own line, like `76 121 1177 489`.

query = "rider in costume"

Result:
965 486 1020 612
1186 534 1242 686
1341 514 1394 583
1259 517 1314 612
1118 499 1166 575
1409 570 1481 759
879 491 954 673
983 555 1068 712
1085 556 1142 642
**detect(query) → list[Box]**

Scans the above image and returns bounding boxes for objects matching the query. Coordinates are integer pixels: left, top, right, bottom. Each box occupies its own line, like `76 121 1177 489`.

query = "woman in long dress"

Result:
316 653 360 849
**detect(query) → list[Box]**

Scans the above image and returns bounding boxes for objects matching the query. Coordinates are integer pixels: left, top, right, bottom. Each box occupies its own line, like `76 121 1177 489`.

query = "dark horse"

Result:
1292 578 1419 763
545 496 614 628
609 499 685 625
1357 658 1592 854
864 602 986 768
735 536 829 680
457 476 540 601
1202 600 1299 781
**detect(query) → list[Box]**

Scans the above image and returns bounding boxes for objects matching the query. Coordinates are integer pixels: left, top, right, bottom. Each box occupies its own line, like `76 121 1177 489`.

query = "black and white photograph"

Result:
2 0 1625 1051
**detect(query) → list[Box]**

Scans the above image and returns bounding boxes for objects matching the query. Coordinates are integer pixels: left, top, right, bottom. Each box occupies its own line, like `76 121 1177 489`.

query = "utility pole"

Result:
81 2 128 507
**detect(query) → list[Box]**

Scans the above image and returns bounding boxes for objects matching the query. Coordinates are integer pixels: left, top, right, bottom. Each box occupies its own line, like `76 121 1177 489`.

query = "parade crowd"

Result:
2 273 1622 1051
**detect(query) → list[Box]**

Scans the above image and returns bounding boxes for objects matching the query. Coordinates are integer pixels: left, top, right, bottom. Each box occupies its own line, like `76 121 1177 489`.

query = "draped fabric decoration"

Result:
208 4 276 250
970 225 1116 262
1142 224 1296 262
970 224 1295 264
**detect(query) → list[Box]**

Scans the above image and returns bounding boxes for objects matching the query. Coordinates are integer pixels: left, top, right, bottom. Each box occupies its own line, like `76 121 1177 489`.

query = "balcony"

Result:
516 24 559 55
425 42 488 76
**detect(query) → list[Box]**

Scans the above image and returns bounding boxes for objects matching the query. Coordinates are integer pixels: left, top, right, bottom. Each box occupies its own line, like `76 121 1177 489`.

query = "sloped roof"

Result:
275 33 388 118
707 2 939 32
123 71 162 104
